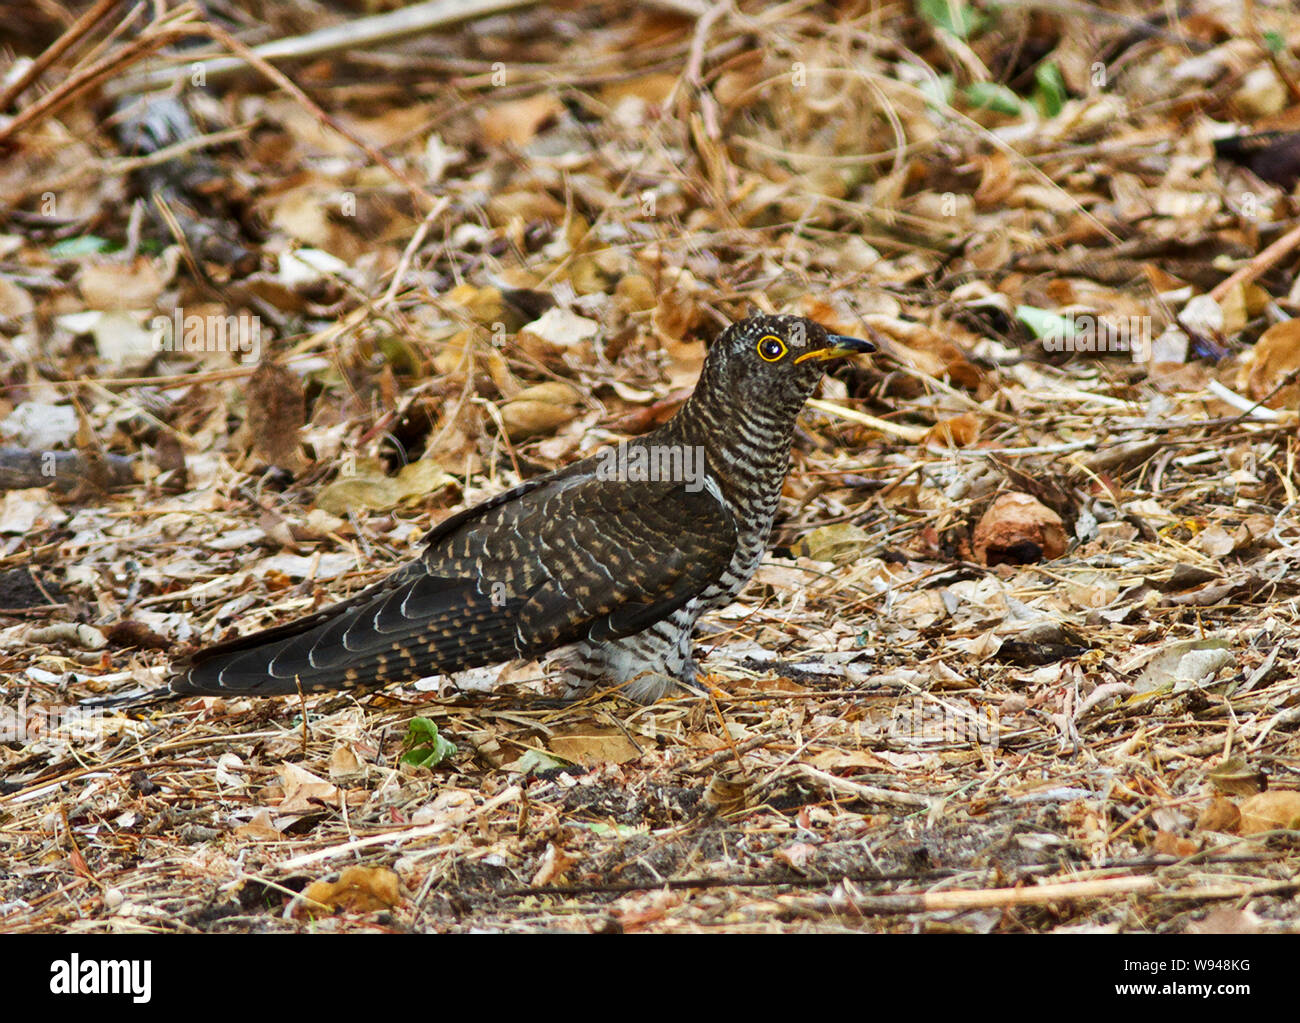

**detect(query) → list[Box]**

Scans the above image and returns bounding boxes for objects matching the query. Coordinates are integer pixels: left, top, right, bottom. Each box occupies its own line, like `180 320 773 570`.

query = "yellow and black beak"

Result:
793 334 877 364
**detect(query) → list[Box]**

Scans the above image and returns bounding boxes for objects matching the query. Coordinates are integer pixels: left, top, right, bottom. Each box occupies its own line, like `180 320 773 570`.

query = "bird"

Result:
150 314 875 704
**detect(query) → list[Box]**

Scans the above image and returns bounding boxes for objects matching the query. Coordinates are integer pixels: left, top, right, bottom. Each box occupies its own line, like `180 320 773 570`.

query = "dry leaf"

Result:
315 456 457 515
1241 320 1300 408
234 808 283 841
79 257 166 310
1133 639 1234 694
703 773 750 815
500 382 582 440
1188 908 1263 934
328 742 364 781
1151 830 1199 857
481 94 564 146
1238 790 1300 834
530 842 579 886
1194 797 1241 833
298 866 402 917
972 492 1067 565
548 724 641 766
794 522 872 563
773 842 818 872
246 362 306 470
924 413 980 447
275 762 340 813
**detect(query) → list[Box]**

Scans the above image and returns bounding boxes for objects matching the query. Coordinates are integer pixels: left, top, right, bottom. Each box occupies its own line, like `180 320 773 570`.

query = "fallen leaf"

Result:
79 257 166 310
1151 830 1199 857
924 413 980 447
794 522 872 563
530 842 579 886
972 492 1067 565
1195 797 1241 833
0 489 68 534
773 842 818 872
1187 907 1263 934
328 743 364 781
481 94 564 147
275 762 339 813
1241 319 1300 408
297 866 402 917
1238 790 1300 834
246 362 306 470
234 808 283 841
703 773 749 815
1132 639 1234 695
549 724 641 767
500 382 582 440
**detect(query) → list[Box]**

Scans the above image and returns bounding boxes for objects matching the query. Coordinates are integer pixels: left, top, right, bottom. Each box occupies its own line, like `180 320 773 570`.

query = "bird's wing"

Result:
172 465 736 695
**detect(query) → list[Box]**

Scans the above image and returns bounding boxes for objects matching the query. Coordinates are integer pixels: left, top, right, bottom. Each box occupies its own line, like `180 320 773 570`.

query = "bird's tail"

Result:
170 566 527 697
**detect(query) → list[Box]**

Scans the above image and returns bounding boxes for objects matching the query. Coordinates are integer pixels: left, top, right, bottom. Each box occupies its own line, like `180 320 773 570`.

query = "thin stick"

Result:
198 20 447 215
108 0 547 95
0 0 124 111
798 764 937 811
1209 220 1300 302
275 785 522 870
0 7 202 145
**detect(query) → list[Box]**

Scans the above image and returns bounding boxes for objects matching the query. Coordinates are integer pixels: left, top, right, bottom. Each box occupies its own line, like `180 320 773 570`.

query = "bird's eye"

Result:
757 335 787 362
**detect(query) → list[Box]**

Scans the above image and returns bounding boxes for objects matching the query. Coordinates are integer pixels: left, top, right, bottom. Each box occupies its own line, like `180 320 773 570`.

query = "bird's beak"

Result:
793 334 877 364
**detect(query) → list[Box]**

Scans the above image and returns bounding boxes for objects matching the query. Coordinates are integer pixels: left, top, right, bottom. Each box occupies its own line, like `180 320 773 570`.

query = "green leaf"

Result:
511 748 571 775
918 73 955 110
377 332 421 375
917 0 984 40
1034 61 1066 117
400 716 456 768
963 81 1022 115
1016 305 1071 339
1263 30 1285 54
577 822 648 838
50 235 115 257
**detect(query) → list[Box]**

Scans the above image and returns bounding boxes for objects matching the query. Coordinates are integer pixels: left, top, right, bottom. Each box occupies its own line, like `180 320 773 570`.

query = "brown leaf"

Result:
500 382 581 440
481 94 564 147
79 257 166 310
549 724 641 767
972 492 1067 565
328 742 364 781
530 842 580 887
1238 790 1300 834
246 362 305 470
1188 907 1263 935
1241 319 1300 408
275 762 339 813
234 808 282 841
793 522 872 563
1151 830 1199 857
1207 755 1265 796
1194 797 1241 834
703 773 750 815
298 866 402 918
773 842 818 872
923 413 980 447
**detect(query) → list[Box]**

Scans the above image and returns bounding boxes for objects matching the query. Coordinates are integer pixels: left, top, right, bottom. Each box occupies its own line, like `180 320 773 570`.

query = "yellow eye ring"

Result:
756 335 787 362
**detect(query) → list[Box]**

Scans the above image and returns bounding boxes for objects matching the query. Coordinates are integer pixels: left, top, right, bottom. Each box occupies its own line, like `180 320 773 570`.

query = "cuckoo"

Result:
160 314 874 703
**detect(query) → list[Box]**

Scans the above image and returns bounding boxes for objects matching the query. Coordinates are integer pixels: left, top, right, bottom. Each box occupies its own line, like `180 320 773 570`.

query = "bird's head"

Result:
698 314 876 412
